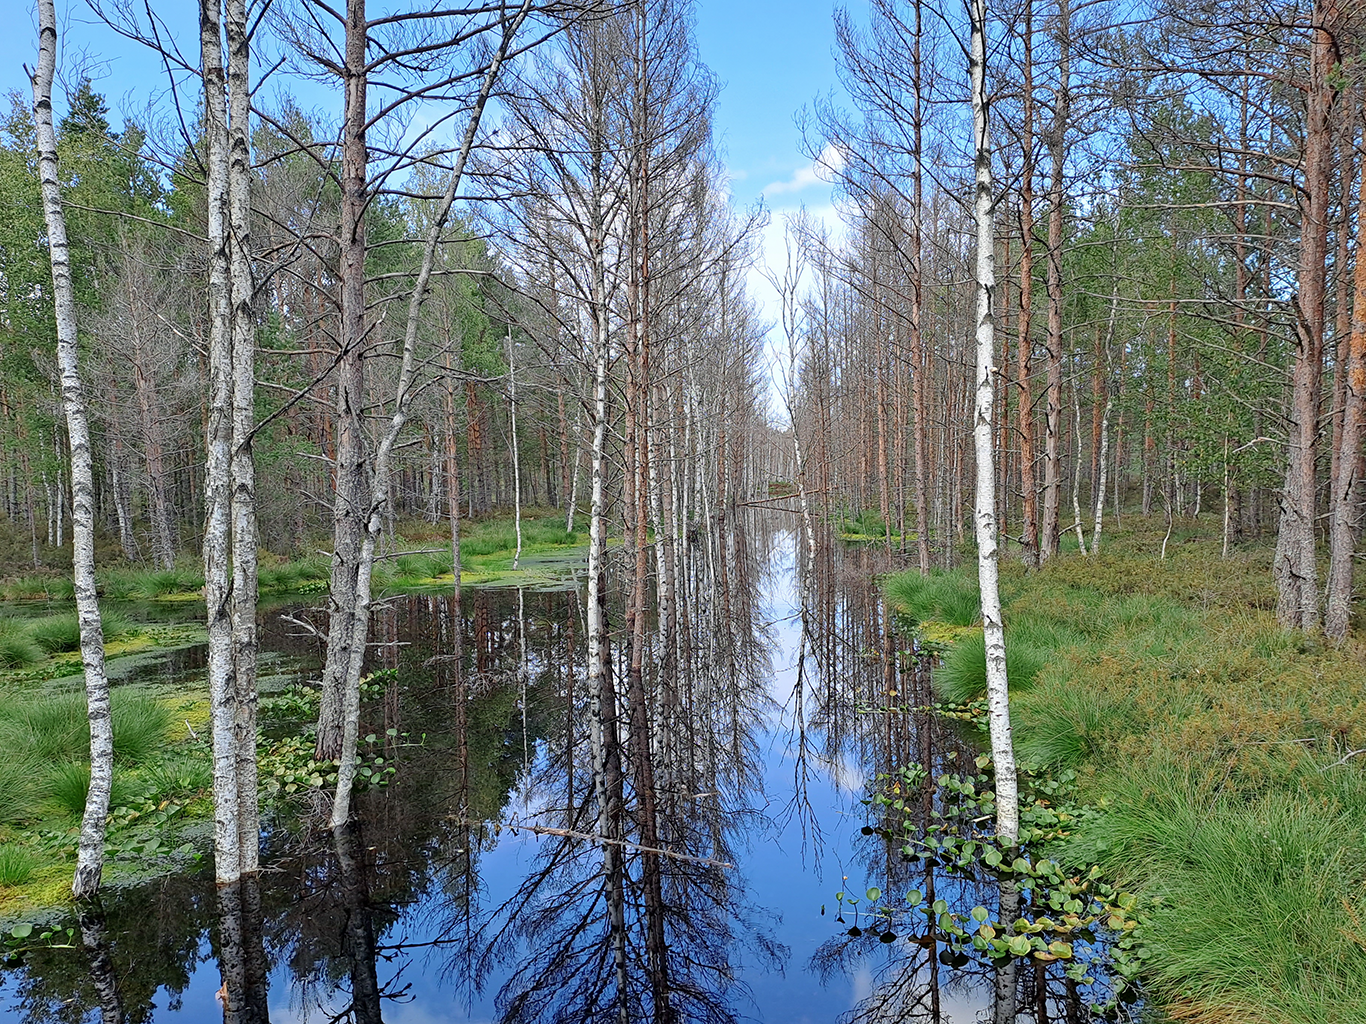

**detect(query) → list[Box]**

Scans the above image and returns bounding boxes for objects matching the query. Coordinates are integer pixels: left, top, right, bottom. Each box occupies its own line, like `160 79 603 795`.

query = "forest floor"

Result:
885 515 1366 1024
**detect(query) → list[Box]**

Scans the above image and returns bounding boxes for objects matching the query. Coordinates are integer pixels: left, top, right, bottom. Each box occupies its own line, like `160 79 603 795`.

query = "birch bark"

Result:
969 0 1018 843
32 0 112 900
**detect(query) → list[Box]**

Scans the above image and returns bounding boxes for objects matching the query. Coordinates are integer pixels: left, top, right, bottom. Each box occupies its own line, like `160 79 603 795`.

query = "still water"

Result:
0 518 1099 1023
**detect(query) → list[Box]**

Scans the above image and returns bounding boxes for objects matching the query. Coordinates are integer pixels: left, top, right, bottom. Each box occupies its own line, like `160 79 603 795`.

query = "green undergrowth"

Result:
882 515 1366 1024
0 512 589 603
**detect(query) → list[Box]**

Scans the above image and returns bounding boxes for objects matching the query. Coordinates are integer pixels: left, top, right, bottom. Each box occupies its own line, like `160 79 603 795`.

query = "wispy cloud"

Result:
761 144 843 197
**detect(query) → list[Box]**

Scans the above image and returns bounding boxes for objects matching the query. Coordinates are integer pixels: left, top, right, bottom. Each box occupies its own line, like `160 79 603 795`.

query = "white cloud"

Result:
761 144 844 197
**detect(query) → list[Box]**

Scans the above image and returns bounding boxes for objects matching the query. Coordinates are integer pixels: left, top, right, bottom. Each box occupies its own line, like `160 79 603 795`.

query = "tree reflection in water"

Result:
465 513 786 1023
0 512 1112 1023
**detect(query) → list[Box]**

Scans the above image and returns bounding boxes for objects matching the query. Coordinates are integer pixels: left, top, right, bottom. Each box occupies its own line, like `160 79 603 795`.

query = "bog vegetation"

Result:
2 0 1366 1021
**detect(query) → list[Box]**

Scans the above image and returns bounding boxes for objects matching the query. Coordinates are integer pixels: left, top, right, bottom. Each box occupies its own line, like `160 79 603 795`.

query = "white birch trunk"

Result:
507 325 523 570
1089 282 1119 554
226 0 260 876
1071 381 1086 551
969 0 1018 844
1091 393 1113 555
33 0 112 899
201 0 241 883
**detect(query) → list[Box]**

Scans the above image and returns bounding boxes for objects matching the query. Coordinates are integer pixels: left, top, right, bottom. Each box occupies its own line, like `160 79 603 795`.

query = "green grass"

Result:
22 610 135 654
886 570 981 626
46 761 142 816
0 690 172 766
141 750 213 799
0 845 38 887
259 554 331 593
0 755 50 825
0 622 43 667
97 565 205 600
886 516 1366 1024
931 630 1049 704
1060 757 1366 1024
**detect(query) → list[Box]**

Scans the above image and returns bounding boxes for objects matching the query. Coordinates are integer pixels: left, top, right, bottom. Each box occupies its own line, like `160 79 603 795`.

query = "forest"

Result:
0 0 1363 1023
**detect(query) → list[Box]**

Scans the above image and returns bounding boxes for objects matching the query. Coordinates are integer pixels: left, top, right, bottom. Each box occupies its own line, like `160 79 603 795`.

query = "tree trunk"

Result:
226 0 260 878
1274 0 1336 632
33 0 112 900
1326 103 1365 641
1039 0 1069 563
1016 0 1039 567
969 0 1018 843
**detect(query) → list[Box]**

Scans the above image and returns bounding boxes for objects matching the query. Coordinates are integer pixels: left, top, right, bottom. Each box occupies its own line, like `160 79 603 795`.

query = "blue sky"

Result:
1 0 844 213
1 0 846 363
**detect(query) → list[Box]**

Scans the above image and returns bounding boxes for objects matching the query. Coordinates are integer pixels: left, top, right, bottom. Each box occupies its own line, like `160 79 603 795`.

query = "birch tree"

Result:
31 0 112 900
200 0 260 883
968 0 1018 844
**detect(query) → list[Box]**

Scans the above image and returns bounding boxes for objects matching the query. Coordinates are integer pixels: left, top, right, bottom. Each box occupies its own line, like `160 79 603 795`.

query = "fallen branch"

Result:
446 816 735 869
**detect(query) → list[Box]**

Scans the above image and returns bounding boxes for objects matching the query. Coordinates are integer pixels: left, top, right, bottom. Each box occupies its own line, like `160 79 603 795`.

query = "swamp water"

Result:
0 519 1117 1023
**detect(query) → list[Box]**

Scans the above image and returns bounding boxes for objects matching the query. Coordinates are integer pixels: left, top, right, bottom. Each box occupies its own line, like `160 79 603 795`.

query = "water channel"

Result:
0 516 1110 1023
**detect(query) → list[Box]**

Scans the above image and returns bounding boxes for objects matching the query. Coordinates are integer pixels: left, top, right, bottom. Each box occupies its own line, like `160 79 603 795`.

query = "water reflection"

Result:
1 515 1108 1022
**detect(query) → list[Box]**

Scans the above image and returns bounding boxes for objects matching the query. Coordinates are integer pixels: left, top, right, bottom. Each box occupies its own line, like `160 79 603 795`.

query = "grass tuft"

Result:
23 610 134 654
885 570 981 626
0 622 43 668
0 690 172 765
47 761 141 816
931 630 1049 704
0 845 38 887
1061 757 1366 1024
0 754 50 825
142 751 213 799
